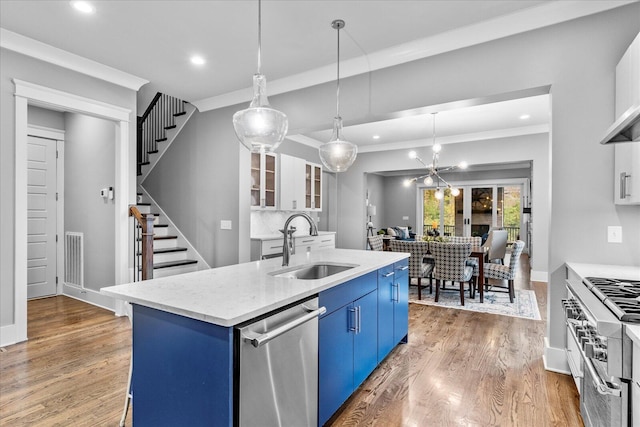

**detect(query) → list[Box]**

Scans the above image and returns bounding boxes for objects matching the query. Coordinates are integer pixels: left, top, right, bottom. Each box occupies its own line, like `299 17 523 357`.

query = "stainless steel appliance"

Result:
563 276 640 427
236 297 326 427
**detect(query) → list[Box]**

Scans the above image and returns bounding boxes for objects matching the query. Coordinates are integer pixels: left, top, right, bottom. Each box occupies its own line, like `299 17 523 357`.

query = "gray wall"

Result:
365 173 386 233
28 105 65 130
64 113 116 291
1 47 137 329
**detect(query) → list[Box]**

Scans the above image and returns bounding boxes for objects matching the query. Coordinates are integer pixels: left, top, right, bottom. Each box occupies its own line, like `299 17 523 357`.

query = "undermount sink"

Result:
269 262 358 280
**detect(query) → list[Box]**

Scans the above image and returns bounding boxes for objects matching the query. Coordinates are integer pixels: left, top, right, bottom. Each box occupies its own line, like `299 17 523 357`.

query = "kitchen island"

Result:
101 248 409 427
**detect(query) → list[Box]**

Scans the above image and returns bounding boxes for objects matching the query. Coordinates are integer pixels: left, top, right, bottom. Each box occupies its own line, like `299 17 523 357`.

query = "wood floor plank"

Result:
0 255 582 426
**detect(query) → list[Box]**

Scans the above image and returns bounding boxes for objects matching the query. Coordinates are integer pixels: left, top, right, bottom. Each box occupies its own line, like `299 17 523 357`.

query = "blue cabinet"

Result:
377 259 409 363
318 272 378 426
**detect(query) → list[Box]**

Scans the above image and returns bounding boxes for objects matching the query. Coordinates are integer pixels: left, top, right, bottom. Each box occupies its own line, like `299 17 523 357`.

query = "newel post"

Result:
141 213 154 280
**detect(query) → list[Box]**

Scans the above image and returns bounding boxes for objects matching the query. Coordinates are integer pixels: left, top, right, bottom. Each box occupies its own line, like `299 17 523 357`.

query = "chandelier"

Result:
403 112 468 199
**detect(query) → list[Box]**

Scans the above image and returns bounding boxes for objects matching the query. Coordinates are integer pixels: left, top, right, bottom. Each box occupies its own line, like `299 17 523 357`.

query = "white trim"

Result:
0 324 17 348
62 284 116 312
1 28 148 91
26 125 65 140
531 270 549 283
192 1 631 111
15 79 130 122
27 125 65 296
543 337 571 374
13 79 133 344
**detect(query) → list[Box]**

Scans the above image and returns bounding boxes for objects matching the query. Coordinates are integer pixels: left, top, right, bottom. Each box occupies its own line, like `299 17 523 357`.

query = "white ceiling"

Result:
0 1 631 152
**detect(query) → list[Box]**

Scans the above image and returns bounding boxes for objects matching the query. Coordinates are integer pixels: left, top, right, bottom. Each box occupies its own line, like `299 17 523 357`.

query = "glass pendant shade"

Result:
319 116 358 172
423 175 434 186
434 188 444 200
451 187 460 197
233 74 288 152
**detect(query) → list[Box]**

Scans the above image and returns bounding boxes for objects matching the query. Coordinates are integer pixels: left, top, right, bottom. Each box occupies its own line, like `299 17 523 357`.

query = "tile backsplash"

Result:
251 211 321 237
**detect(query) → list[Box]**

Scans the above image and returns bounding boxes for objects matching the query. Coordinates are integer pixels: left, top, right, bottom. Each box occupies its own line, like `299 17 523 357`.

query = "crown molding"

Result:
193 1 633 111
1 28 148 91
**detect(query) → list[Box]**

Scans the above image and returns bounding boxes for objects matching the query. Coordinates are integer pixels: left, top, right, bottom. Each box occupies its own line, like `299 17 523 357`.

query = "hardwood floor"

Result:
0 255 582 426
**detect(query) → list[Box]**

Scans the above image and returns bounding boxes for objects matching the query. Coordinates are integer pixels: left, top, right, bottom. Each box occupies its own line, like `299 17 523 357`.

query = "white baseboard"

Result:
531 270 548 283
62 284 116 312
0 324 18 347
543 337 570 374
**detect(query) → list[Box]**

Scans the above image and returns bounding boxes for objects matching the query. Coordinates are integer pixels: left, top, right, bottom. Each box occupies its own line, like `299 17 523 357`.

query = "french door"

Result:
419 182 525 244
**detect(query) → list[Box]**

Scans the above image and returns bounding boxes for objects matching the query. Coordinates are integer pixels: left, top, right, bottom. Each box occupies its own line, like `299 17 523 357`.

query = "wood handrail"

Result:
140 92 162 123
129 205 154 281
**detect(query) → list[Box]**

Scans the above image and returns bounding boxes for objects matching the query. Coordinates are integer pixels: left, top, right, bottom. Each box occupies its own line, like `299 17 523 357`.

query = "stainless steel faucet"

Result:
282 213 318 266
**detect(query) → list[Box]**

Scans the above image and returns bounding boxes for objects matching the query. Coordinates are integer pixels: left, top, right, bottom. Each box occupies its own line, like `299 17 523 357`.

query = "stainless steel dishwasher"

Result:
237 296 326 427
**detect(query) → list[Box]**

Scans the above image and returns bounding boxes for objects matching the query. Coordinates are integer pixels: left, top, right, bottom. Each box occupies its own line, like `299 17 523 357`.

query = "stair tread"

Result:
174 111 186 117
136 202 151 206
150 247 188 254
154 224 168 228
156 138 167 142
154 235 177 240
164 125 177 130
154 259 197 269
148 150 159 154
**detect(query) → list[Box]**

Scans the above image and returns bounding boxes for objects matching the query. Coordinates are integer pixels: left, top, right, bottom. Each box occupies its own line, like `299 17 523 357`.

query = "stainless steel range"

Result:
564 275 640 427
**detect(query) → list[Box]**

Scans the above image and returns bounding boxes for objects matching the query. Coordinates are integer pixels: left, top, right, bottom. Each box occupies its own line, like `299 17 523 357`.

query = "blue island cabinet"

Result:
318 271 378 426
377 259 409 362
132 304 234 427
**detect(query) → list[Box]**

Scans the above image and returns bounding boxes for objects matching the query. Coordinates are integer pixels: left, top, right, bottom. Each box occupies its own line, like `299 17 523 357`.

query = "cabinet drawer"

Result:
394 259 409 275
261 239 283 256
319 272 377 317
378 263 394 280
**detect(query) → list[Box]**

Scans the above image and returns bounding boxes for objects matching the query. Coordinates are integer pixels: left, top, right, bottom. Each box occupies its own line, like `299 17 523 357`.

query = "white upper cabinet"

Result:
614 33 640 205
251 152 278 210
280 154 323 211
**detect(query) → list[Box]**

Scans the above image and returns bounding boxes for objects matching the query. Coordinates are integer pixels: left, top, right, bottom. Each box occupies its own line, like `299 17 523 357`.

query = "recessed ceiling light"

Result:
190 56 206 66
519 114 531 120
372 135 380 140
70 1 95 14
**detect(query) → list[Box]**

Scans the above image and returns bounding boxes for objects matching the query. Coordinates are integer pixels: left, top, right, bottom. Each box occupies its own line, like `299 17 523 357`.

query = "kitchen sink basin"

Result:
269 262 358 280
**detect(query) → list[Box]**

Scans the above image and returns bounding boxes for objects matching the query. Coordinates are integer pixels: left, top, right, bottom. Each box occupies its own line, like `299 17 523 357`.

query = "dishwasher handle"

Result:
243 305 327 348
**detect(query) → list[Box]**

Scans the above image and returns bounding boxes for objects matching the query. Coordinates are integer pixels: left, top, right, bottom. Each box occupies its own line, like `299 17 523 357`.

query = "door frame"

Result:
27 125 65 296
14 79 132 343
415 178 529 243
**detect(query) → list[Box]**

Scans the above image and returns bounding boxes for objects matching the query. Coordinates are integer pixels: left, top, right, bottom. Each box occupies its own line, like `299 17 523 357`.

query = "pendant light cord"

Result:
257 0 262 74
336 23 340 118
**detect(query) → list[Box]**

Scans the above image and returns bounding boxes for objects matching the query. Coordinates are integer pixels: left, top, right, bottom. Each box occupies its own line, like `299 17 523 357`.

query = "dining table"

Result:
470 246 489 303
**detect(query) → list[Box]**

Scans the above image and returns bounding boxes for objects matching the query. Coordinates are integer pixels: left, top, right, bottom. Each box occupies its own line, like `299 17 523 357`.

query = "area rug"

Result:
409 285 541 320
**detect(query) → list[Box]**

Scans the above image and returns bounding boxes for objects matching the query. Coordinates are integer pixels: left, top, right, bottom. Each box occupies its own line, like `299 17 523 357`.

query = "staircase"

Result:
132 92 201 280
137 92 196 182
134 198 199 279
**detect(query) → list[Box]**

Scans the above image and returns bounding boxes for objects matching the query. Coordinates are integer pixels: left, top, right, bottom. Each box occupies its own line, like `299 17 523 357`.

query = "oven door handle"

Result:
583 351 622 397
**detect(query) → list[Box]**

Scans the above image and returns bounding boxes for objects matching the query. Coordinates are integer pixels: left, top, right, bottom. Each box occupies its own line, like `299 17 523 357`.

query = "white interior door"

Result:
27 135 58 299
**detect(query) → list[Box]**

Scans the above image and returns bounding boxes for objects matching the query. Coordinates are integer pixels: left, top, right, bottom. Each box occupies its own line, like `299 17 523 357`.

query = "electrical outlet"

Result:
608 226 622 243
402 216 409 221
220 220 232 230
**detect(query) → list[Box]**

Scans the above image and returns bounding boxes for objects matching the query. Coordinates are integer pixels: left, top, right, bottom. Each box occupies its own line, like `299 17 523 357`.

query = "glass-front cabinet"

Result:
280 154 322 211
250 152 277 209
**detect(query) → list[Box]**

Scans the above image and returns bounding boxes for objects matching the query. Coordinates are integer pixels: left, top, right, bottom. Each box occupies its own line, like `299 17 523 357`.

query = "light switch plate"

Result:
608 226 622 243
402 216 409 221
221 220 232 230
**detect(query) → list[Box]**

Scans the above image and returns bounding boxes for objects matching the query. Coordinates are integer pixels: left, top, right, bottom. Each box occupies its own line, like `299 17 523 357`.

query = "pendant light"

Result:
318 19 358 173
233 0 288 153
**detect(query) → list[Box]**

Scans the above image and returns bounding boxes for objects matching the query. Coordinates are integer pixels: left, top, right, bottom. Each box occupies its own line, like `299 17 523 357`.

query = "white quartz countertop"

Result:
251 231 336 241
565 262 640 281
101 248 407 327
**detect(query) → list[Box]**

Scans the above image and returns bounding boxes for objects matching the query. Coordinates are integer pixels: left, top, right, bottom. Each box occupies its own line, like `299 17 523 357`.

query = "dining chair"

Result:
449 235 483 273
367 234 384 251
429 241 475 306
389 240 433 300
481 240 525 303
484 229 508 264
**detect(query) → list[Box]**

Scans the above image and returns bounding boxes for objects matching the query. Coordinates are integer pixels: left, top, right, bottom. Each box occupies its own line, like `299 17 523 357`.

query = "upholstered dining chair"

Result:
449 235 483 273
429 241 475 306
484 229 508 264
389 240 433 300
367 234 384 251
481 240 525 303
